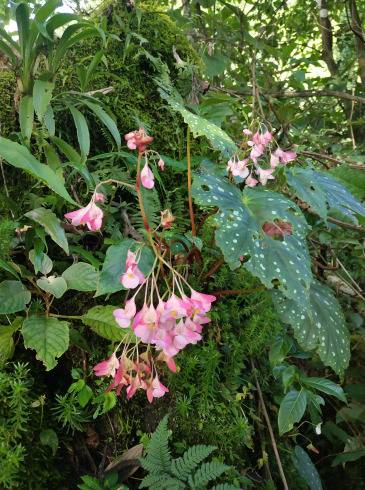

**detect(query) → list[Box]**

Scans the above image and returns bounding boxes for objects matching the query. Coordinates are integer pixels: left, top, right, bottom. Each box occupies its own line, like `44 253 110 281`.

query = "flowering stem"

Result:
94 178 135 192
49 313 82 320
186 126 197 236
136 151 151 232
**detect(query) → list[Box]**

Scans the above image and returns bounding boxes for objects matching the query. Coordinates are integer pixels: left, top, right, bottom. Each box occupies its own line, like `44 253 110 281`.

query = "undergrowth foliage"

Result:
0 0 364 488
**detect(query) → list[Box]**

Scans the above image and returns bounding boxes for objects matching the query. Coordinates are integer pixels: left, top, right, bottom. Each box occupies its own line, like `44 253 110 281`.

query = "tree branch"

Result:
348 0 365 87
317 0 339 76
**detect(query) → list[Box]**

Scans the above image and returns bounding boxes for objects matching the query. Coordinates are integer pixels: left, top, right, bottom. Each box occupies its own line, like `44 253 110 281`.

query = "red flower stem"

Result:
187 126 197 237
136 151 151 233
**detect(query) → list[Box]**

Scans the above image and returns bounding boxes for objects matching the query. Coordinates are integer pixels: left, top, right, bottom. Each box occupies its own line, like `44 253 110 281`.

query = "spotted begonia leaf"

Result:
285 166 365 223
192 172 312 305
272 280 350 375
159 91 237 157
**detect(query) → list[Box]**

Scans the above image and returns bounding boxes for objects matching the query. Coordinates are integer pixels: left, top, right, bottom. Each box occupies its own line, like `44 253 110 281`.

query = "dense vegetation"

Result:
0 0 364 488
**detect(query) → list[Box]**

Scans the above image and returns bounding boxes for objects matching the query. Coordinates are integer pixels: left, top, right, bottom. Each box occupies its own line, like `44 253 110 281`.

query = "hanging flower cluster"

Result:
94 249 216 403
227 127 297 186
64 128 216 404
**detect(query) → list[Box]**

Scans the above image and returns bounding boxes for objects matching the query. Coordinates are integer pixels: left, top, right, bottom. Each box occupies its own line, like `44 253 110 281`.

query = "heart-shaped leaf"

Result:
285 166 365 223
62 262 98 291
22 316 69 371
272 280 350 375
36 275 68 298
0 280 31 314
192 171 312 305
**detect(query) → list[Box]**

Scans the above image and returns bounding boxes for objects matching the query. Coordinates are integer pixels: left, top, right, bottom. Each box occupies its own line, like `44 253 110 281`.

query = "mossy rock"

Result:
0 69 17 138
58 1 201 157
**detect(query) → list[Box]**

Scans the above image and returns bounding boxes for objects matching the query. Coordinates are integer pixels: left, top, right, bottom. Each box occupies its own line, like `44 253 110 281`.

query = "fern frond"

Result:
139 416 172 475
188 461 229 489
171 445 216 481
211 484 241 490
131 187 161 230
139 473 170 489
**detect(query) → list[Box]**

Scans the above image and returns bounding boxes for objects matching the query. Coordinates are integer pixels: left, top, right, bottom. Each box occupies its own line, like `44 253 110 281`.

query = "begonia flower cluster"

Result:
227 127 297 186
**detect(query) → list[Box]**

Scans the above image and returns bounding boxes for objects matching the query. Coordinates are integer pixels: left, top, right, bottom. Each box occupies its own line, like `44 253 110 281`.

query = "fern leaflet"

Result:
171 445 216 482
188 461 229 489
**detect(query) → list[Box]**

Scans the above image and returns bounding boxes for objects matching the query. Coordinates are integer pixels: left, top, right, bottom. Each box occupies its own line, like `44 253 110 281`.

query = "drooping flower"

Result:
64 199 103 231
113 298 137 328
93 352 119 377
158 158 165 170
160 209 175 229
257 167 275 186
245 173 258 187
94 192 105 203
274 147 297 164
146 375 169 403
124 128 153 153
120 250 145 289
242 128 252 136
141 162 155 189
133 304 160 343
227 158 249 179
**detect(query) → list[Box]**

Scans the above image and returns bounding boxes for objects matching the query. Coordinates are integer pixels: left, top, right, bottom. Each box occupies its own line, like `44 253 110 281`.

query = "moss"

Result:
0 70 17 137
58 1 201 157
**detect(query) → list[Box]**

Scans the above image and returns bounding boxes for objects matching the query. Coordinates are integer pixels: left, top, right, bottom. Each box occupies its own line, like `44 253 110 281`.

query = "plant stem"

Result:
136 152 151 232
186 126 196 236
251 359 289 490
49 313 82 320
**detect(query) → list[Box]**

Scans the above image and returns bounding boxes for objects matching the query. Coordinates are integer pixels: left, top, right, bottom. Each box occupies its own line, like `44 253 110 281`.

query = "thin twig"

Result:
251 359 289 490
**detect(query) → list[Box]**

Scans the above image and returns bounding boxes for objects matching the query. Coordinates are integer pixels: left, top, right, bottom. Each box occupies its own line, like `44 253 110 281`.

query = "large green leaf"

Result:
302 377 347 403
33 80 54 122
81 305 137 342
159 89 237 157
62 262 98 291
0 318 22 362
83 101 121 148
69 105 90 157
36 275 68 299
96 239 154 296
25 207 69 254
330 164 365 200
278 389 307 435
192 171 312 305
272 280 350 375
0 137 75 204
0 280 31 314
285 166 365 223
292 446 322 490
22 316 69 370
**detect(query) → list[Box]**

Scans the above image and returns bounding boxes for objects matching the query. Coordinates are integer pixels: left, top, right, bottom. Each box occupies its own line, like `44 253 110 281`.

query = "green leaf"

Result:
332 449 365 467
22 316 69 370
0 137 75 204
193 170 311 304
81 305 137 342
78 384 93 407
69 105 90 157
44 143 63 178
40 428 59 456
29 249 53 275
0 280 31 314
62 262 98 291
36 275 68 298
83 101 121 148
33 80 54 122
292 446 322 490
272 280 350 375
44 105 56 136
285 166 365 223
19 95 34 142
159 90 237 157
278 389 307 435
51 135 82 164
302 377 347 403
0 319 22 361
25 207 69 254
96 239 154 296
0 258 20 279
329 164 365 200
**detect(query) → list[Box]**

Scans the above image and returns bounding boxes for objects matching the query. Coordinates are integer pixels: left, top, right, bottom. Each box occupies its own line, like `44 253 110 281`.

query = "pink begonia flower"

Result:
64 200 103 231
160 294 187 322
245 174 258 187
124 128 153 153
158 158 165 170
242 128 252 136
141 162 155 189
94 192 105 203
252 130 273 146
227 158 249 179
190 289 216 314
270 153 281 168
133 304 160 343
126 376 143 400
156 351 177 372
93 352 119 377
113 298 137 328
120 250 145 289
257 167 275 186
160 209 175 229
146 376 169 403
250 144 265 159
107 361 129 395
274 148 297 164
